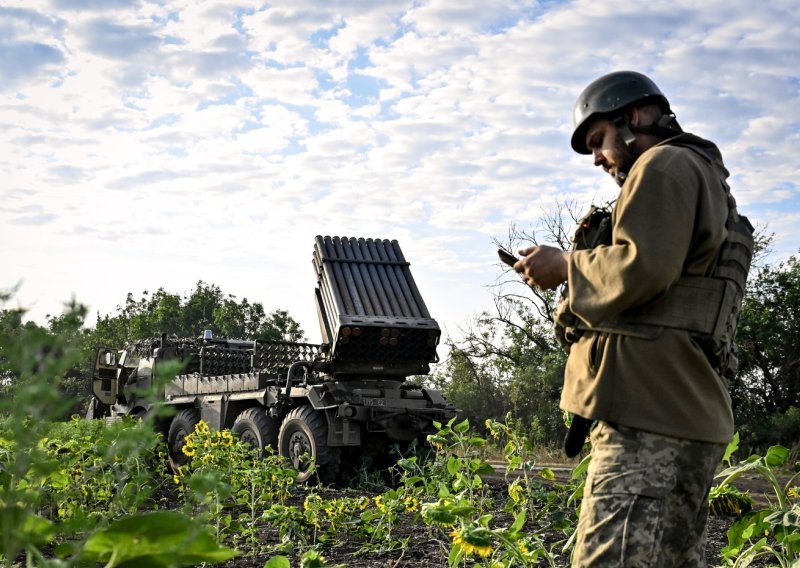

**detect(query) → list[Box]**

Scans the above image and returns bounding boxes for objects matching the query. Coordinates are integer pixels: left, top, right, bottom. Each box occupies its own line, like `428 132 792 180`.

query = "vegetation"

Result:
90 280 305 348
0 298 237 567
714 435 800 567
1 268 799 566
734 251 800 454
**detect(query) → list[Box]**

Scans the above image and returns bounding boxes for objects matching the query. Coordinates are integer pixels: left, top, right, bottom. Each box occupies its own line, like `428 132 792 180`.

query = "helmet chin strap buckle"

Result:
613 115 637 147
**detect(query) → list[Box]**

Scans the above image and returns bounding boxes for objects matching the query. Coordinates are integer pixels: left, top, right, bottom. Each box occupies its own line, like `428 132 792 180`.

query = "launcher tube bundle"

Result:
313 236 440 377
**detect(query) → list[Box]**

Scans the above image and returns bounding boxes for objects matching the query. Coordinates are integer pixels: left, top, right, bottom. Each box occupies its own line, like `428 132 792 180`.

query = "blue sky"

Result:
1 0 799 345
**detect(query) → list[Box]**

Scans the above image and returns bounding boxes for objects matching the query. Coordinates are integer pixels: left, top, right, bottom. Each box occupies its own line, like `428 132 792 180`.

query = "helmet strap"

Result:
630 113 682 140
612 115 637 147
611 115 636 186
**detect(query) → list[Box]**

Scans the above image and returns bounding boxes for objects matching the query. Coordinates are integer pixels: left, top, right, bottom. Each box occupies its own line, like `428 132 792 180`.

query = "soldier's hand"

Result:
515 245 569 290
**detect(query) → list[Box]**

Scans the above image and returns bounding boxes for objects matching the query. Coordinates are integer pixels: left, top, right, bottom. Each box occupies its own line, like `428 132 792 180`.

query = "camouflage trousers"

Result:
572 422 725 567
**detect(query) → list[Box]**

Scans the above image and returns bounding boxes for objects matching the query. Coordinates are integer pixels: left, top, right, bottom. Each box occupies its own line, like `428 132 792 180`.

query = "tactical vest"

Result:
555 146 754 381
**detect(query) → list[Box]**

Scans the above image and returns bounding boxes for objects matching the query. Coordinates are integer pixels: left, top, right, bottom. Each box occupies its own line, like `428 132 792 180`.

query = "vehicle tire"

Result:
231 407 279 453
130 408 148 421
167 408 200 466
278 405 339 483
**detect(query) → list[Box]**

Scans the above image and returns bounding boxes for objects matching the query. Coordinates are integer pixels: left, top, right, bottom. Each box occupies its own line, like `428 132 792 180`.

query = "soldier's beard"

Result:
613 132 642 187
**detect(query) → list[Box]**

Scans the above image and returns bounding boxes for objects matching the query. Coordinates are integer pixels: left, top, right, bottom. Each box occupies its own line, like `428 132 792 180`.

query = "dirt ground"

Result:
215 472 778 568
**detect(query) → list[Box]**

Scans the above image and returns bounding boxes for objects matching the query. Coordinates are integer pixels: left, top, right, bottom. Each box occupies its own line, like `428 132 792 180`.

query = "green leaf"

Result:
571 454 591 481
540 467 556 481
448 542 465 568
79 511 238 567
421 503 457 526
188 470 224 494
716 455 762 481
723 510 771 558
732 538 768 567
470 459 495 475
20 513 56 548
454 418 470 434
264 556 291 568
300 550 329 568
467 436 486 447
428 435 447 446
0 505 56 556
447 456 459 476
765 445 790 468
723 432 740 464
509 510 526 535
765 504 800 530
450 503 475 518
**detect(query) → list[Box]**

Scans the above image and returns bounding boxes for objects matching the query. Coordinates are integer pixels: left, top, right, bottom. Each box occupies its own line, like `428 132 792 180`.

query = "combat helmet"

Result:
571 71 674 154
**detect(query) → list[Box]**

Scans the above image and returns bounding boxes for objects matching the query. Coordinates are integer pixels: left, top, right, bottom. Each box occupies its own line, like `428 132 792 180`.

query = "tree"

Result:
89 281 306 348
431 203 579 447
0 305 27 398
46 303 92 414
734 252 800 451
1 295 89 418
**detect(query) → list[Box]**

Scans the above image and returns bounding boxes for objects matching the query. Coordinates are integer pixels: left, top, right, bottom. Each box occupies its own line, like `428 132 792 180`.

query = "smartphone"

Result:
497 248 518 267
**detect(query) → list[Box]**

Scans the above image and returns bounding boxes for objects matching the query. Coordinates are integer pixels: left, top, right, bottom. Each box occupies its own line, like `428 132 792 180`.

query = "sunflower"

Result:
374 495 388 514
404 496 419 512
451 525 494 557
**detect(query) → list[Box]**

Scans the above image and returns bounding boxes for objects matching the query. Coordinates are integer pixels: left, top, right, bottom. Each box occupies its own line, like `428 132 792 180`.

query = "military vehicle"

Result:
89 236 458 481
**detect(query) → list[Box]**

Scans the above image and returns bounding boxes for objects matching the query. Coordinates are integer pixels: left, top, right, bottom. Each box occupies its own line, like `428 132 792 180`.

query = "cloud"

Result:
2 0 799 339
0 5 65 34
401 0 523 35
79 18 161 59
106 169 194 190
9 212 58 226
52 0 137 10
0 41 64 84
47 164 88 184
0 6 66 88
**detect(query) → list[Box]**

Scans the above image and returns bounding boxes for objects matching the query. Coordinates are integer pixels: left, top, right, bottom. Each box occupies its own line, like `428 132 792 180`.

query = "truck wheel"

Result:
167 408 200 466
278 406 338 483
232 407 279 453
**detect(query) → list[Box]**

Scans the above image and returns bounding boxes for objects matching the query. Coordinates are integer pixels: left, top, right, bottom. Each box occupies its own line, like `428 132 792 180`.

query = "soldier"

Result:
513 71 752 565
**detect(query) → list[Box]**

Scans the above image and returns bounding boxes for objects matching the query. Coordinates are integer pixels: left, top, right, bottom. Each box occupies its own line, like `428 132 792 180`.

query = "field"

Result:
206 475 747 568
2 412 797 568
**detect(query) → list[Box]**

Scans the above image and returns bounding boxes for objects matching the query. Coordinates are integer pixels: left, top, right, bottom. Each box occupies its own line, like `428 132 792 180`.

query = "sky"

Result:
1 0 799 347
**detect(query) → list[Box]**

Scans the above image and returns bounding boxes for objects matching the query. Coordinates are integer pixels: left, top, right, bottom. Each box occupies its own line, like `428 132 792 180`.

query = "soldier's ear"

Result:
625 107 640 127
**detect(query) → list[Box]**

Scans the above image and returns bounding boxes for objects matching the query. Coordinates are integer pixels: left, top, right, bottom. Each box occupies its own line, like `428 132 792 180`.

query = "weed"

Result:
715 440 800 567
